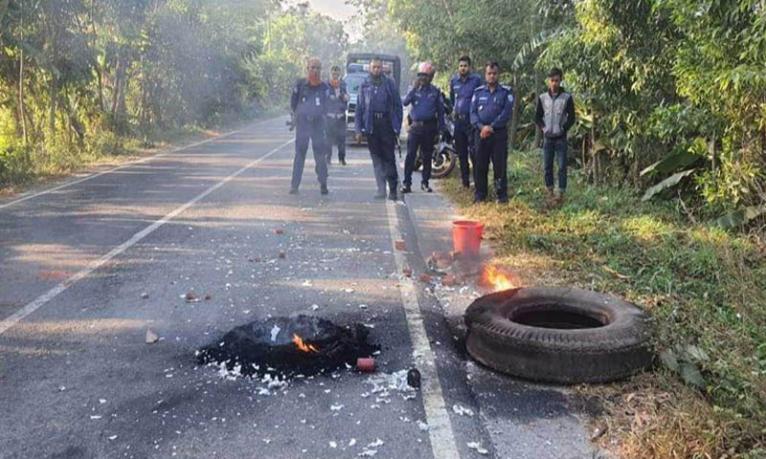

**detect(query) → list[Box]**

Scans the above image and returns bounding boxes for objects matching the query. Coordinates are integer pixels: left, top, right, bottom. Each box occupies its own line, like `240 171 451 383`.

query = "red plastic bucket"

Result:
452 220 484 258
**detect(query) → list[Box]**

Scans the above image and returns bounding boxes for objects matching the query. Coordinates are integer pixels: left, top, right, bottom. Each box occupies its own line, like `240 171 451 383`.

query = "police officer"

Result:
402 62 445 193
326 65 349 166
290 57 330 195
355 57 403 200
449 56 483 189
470 61 514 203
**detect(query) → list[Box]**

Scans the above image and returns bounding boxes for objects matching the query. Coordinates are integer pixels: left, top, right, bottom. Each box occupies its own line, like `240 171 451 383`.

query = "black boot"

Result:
401 184 412 194
421 182 433 193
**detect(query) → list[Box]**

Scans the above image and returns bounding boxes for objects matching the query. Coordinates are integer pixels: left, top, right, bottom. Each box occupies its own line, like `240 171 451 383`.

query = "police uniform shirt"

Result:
328 81 347 115
471 84 514 129
403 84 442 122
292 80 331 118
369 79 391 114
450 74 482 117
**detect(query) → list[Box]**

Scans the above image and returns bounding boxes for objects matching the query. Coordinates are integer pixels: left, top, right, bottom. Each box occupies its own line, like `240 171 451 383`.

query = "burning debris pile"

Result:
196 315 379 377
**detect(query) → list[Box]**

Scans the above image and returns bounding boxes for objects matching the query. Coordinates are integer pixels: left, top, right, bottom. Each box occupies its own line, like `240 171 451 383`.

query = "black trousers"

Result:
326 117 346 162
454 118 475 187
404 123 437 187
367 118 399 194
474 128 508 201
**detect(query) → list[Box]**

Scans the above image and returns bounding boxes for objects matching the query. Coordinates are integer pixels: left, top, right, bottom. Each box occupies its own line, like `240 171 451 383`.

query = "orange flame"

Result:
292 334 319 353
481 264 518 292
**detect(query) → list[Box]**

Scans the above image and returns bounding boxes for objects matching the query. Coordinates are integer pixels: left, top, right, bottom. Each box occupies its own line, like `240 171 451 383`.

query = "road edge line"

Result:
0 116 282 210
0 137 294 336
385 199 461 459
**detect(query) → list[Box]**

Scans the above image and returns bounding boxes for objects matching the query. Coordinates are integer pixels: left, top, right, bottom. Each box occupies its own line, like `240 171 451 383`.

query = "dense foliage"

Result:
0 0 347 186
379 0 766 227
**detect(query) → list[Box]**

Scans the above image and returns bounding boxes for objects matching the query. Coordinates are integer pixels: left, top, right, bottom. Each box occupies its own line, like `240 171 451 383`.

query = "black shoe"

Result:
289 188 299 195
497 197 509 204
320 185 329 195
340 159 347 166
389 192 398 201
462 182 470 189
374 192 386 200
473 197 486 204
421 183 433 193
401 185 412 194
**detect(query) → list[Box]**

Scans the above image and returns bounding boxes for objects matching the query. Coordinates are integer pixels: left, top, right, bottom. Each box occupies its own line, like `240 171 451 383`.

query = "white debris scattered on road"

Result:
330 404 344 411
367 439 384 448
302 280 313 287
311 304 320 311
452 404 475 417
99 399 107 404
358 450 377 457
329 441 338 448
270 325 281 342
344 288 355 293
146 329 159 344
417 420 429 431
90 415 102 420
467 442 489 455
358 304 368 309
108 435 118 441
365 370 417 401
348 439 357 447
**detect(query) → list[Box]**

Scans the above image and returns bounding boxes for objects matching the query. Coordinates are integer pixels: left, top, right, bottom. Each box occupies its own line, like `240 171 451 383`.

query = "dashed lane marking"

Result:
0 138 294 336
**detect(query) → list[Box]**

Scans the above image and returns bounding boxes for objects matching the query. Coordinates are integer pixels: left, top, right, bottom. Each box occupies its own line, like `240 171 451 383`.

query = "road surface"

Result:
0 117 599 459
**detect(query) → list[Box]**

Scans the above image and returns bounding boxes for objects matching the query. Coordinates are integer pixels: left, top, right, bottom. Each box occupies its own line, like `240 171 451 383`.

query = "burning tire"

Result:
464 287 653 384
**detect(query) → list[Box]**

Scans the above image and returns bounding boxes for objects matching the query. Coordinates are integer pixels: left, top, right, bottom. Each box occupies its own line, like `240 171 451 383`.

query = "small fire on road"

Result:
292 333 319 353
480 264 520 292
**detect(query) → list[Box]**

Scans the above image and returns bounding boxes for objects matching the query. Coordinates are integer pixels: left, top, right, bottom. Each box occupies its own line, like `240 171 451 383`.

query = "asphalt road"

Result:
0 117 599 459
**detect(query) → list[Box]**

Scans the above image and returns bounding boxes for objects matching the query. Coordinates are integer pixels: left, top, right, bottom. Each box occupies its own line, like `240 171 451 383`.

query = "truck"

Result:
343 53 402 142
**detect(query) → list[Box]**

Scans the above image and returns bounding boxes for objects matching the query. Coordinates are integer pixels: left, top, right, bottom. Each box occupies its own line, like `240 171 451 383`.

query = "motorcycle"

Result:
412 115 457 179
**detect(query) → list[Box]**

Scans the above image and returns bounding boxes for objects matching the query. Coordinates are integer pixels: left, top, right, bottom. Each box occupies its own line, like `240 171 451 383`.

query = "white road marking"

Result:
386 200 461 459
0 117 281 211
0 137 294 336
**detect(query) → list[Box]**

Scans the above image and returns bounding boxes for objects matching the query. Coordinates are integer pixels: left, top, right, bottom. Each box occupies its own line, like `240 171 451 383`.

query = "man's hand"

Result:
480 125 494 139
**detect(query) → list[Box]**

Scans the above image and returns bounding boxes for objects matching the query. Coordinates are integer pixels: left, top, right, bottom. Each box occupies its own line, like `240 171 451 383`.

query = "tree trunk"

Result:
508 75 522 152
18 7 28 145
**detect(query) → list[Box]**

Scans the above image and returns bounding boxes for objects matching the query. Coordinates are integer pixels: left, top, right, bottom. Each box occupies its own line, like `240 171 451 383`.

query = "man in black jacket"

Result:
535 67 575 206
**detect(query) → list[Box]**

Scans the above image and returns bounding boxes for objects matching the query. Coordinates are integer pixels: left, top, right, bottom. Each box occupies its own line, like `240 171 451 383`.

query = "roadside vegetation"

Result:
0 1 347 190
443 152 766 458
361 0 766 455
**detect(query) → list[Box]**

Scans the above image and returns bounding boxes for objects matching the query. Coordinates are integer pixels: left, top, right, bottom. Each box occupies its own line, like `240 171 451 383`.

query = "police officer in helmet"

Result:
326 65 349 166
290 57 331 195
470 61 514 203
402 61 445 194
355 57 403 200
449 56 483 189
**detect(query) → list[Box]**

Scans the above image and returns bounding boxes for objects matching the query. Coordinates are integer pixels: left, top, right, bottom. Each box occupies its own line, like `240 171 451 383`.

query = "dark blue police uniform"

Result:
290 79 331 193
470 83 514 202
355 75 403 199
326 80 348 164
402 83 445 190
449 73 483 187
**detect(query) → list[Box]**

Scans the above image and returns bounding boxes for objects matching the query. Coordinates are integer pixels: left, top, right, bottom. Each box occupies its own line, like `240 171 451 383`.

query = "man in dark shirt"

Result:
449 56 483 189
355 57 403 200
470 61 514 203
290 57 331 195
535 67 575 206
326 65 349 165
402 62 445 193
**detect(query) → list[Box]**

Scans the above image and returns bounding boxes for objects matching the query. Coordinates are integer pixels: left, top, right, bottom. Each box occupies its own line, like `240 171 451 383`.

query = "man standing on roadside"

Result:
470 61 514 204
402 61 445 194
535 67 575 206
355 57 403 200
326 65 349 166
449 56 483 189
290 57 330 195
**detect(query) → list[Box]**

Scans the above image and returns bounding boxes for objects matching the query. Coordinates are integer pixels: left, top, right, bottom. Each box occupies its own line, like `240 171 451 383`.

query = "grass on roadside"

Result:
442 150 766 458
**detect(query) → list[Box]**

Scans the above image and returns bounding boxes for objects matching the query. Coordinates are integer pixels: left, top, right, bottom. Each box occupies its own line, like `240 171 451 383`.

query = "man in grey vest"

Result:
535 67 575 206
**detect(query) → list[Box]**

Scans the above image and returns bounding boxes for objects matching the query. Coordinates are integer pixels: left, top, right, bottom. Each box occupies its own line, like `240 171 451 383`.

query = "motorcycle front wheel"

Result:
430 145 457 179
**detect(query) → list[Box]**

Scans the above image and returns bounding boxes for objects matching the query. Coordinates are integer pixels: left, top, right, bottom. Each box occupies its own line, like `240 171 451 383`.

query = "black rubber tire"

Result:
464 287 654 384
431 146 456 179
